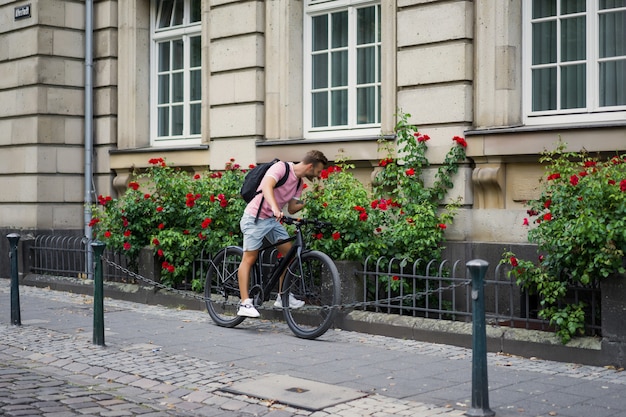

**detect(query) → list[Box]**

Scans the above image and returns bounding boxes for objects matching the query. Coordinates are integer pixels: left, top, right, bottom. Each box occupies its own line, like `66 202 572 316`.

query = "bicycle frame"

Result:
249 221 306 303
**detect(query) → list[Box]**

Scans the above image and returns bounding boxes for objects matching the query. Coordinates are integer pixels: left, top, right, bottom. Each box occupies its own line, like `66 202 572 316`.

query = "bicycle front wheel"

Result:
282 250 340 339
205 246 246 328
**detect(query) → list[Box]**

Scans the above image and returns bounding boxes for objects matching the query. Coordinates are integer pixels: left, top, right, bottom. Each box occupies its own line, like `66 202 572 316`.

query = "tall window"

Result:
305 0 381 138
152 0 201 145
524 0 626 124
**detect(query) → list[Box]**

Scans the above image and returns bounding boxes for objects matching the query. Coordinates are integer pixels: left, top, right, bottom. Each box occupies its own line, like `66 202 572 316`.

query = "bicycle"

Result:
204 216 341 339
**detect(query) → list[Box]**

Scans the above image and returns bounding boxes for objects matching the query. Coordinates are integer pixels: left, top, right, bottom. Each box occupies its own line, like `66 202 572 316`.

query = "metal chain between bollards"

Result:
101 256 470 311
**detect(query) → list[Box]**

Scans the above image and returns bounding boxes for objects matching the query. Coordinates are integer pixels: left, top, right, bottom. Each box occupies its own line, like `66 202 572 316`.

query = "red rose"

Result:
452 136 467 148
332 232 341 240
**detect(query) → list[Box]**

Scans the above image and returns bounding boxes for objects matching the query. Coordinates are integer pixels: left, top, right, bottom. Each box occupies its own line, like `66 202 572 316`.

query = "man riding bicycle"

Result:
237 150 328 317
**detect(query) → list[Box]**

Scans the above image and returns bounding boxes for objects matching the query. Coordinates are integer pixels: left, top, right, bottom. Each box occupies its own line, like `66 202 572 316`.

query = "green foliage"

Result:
301 162 376 260
302 110 466 263
501 141 626 343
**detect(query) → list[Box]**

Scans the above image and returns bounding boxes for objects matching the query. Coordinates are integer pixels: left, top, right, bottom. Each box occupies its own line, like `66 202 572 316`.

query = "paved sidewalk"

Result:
1 279 625 417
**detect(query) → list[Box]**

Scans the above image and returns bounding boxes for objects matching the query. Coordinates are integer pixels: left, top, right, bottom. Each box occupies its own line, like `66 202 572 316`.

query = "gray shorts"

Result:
240 214 289 251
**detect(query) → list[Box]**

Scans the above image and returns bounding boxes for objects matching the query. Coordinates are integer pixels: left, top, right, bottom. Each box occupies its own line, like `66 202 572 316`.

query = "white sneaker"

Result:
237 299 260 317
274 293 305 309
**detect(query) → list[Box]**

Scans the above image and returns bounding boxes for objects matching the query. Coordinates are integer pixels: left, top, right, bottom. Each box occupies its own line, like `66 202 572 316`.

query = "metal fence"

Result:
358 255 602 336
28 234 602 336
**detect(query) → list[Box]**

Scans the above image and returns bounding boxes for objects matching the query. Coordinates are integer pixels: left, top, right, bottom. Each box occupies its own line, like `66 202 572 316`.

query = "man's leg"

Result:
274 241 304 309
238 250 258 301
237 250 260 317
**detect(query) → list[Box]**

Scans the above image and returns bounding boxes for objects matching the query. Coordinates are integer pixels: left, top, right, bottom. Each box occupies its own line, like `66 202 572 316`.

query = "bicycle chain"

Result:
102 257 470 311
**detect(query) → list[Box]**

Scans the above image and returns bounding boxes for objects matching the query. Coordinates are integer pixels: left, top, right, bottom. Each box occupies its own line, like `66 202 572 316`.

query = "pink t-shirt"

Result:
244 161 302 219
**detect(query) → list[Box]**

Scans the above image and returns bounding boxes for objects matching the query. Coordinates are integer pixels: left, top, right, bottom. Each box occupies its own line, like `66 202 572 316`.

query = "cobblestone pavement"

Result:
1 279 625 417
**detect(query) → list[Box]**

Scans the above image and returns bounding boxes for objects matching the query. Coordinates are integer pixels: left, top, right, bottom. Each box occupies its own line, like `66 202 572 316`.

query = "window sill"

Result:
109 145 210 171
465 121 626 159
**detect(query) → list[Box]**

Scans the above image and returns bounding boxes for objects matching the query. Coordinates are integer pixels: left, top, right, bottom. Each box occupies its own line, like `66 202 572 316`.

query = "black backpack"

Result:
240 158 290 203
240 159 300 221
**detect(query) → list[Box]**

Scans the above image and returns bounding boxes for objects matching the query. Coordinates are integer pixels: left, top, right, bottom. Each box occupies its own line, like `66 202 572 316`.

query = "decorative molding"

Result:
472 165 504 209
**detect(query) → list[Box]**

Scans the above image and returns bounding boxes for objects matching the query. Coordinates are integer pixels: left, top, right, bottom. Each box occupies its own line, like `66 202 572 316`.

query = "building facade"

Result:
1 0 625 260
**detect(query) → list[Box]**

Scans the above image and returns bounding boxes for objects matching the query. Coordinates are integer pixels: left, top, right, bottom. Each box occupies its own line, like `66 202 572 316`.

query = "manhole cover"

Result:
223 374 367 411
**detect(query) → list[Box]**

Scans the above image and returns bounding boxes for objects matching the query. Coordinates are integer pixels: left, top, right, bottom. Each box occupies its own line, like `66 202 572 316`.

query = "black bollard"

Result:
7 233 21 326
91 241 106 346
465 259 495 417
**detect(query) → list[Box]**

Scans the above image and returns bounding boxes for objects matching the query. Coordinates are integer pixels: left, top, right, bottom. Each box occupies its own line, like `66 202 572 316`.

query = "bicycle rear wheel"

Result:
205 246 246 327
282 250 340 339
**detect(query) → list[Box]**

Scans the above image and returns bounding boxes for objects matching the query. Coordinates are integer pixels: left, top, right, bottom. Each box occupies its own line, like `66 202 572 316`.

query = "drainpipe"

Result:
84 0 94 278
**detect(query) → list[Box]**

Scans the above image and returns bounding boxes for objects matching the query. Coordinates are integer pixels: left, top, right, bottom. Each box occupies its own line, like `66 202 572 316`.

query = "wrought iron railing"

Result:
358 255 601 336
27 234 602 336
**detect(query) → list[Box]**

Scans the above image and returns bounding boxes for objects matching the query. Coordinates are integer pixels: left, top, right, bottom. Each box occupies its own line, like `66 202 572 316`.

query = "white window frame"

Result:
150 0 202 147
304 0 382 139
522 0 626 126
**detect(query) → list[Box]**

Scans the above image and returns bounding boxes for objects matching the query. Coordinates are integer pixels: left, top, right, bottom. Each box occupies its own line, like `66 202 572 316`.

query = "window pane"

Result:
312 92 328 127
377 5 381 42
158 0 174 28
533 21 557 64
357 6 376 45
331 50 347 87
331 90 348 126
312 54 328 89
172 72 184 102
190 103 201 135
561 64 586 109
357 86 375 124
357 46 375 84
561 0 585 15
158 107 169 136
600 11 626 58
532 67 557 111
331 11 348 48
172 39 183 70
601 0 626 9
533 0 556 19
172 105 183 135
600 60 626 106
312 15 328 51
158 42 170 71
561 16 586 62
191 0 201 23
190 36 201 67
377 85 381 122
158 74 170 104
378 45 381 81
190 69 201 101
172 0 183 26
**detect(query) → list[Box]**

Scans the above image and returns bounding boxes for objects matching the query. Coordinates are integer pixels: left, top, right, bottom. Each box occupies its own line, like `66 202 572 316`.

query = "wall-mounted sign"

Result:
14 4 31 20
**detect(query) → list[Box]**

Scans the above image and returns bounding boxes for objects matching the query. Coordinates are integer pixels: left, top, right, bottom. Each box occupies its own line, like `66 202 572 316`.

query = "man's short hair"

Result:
303 150 328 167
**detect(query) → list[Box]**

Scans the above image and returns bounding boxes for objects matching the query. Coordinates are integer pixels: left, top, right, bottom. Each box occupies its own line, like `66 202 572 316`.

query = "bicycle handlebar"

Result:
281 215 332 229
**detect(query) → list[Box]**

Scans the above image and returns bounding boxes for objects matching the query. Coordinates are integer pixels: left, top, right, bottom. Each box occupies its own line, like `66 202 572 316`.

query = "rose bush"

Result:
90 158 246 289
302 111 466 264
91 112 468 294
502 142 626 343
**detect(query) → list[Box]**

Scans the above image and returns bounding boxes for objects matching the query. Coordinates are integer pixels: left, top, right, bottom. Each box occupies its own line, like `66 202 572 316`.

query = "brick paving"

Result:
1 279 625 416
